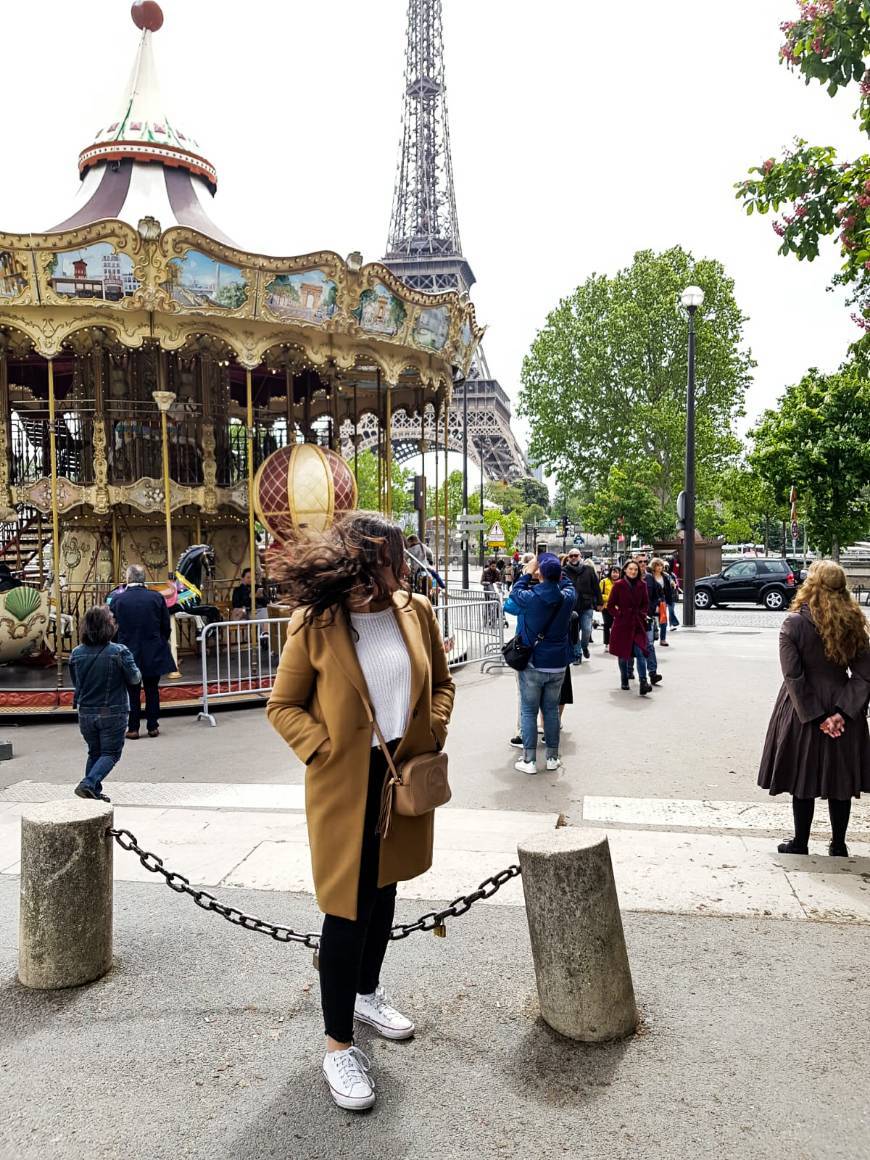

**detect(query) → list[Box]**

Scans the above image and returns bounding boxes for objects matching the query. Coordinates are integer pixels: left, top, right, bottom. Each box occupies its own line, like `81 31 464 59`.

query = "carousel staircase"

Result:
0 508 44 579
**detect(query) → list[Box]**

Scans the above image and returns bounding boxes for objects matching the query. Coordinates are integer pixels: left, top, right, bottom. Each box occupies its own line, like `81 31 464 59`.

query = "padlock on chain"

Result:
312 950 320 970
433 923 447 938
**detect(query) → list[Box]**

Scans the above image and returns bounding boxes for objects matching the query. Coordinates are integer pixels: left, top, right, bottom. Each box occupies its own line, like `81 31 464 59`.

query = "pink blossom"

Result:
762 158 775 174
795 204 808 217
858 194 870 208
772 221 786 237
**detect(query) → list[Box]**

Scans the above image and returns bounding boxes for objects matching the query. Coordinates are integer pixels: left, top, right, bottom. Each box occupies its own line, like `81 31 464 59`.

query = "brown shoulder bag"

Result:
365 706 450 839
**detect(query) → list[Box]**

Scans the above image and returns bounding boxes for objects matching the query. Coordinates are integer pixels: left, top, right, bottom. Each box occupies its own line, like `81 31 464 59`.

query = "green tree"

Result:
579 464 668 546
428 469 465 528
519 247 751 524
736 2 870 329
485 480 525 514
515 476 550 511
716 463 786 549
353 450 414 516
750 365 870 559
522 503 547 526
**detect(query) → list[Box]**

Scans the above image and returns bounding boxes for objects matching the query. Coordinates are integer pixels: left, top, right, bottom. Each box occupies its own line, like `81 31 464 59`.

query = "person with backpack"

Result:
507 553 575 774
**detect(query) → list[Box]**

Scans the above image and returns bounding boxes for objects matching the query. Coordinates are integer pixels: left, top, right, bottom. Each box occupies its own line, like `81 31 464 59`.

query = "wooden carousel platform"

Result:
0 651 280 717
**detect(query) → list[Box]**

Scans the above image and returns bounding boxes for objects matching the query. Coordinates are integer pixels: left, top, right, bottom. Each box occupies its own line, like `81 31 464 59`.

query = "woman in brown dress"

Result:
758 560 870 856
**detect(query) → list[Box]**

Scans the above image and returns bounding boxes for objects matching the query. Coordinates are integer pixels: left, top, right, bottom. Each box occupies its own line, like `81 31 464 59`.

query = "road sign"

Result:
456 513 485 529
791 519 799 541
573 535 584 546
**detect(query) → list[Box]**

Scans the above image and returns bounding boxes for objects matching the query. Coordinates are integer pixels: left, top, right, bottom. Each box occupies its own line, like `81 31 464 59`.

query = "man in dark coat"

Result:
111 564 175 738
562 550 601 662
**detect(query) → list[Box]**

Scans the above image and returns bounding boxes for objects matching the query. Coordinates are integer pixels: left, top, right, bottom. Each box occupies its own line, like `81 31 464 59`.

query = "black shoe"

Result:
509 735 523 749
582 646 590 659
147 728 160 738
639 682 652 696
777 838 809 855
74 784 97 800
628 672 635 681
829 842 850 857
650 673 663 685
620 681 630 691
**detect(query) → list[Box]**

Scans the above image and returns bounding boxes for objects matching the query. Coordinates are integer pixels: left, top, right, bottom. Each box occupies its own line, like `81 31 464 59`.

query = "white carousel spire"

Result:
78 2 217 193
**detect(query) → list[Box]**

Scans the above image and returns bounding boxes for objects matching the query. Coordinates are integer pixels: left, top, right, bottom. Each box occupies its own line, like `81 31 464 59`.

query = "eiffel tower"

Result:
381 0 527 482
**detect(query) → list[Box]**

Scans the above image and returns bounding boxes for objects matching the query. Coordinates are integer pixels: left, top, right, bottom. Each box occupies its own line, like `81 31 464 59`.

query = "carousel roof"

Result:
48 1 233 245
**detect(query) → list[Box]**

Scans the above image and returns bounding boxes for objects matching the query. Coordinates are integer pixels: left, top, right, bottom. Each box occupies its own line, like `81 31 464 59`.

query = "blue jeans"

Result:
668 603 680 628
78 709 128 793
619 647 648 684
518 666 564 761
645 626 658 674
659 618 668 644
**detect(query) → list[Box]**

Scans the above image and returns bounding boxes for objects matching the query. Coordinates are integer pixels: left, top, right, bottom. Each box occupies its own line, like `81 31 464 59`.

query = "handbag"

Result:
365 704 451 839
501 595 564 672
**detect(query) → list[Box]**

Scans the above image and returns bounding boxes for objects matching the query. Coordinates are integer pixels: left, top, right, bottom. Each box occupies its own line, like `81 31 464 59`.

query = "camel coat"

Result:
266 592 455 920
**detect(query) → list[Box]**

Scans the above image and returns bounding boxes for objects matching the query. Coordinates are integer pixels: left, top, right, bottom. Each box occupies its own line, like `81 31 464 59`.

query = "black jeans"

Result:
128 675 161 733
319 746 397 1042
602 609 613 645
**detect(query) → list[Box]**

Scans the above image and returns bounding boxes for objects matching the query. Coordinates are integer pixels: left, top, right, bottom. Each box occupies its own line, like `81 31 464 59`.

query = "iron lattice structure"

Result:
383 0 526 479
342 381 526 483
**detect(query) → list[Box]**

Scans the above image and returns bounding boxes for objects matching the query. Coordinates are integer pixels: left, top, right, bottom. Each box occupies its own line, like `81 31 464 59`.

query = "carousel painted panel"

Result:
0 586 49 664
0 249 29 302
264 270 338 325
412 306 450 352
353 282 407 337
47 243 139 303
163 250 249 311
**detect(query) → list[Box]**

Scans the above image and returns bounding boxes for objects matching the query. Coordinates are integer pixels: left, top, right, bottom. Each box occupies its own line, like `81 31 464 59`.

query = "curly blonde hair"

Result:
792 560 869 667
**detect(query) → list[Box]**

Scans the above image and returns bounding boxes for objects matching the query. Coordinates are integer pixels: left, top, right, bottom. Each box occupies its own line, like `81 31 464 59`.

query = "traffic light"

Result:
412 474 426 511
561 513 569 537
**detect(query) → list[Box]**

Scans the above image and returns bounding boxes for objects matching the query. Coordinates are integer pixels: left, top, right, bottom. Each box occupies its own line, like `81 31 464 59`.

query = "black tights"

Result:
792 796 852 847
319 747 397 1043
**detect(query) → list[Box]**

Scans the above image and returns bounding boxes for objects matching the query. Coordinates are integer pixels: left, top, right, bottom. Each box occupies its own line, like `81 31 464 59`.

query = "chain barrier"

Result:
108 827 521 949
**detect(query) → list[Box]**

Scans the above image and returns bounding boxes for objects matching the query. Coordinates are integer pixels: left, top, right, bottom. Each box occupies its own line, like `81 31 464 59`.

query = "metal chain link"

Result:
108 827 521 948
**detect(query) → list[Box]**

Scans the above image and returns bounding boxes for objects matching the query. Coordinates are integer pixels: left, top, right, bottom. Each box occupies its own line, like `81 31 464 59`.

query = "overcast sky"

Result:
2 0 864 456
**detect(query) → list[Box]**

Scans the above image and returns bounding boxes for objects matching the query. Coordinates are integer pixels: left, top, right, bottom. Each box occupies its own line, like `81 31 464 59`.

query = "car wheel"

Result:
694 589 712 609
763 589 785 611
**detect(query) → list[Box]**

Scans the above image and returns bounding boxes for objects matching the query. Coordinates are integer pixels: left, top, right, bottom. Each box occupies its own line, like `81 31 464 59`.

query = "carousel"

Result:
0 2 480 712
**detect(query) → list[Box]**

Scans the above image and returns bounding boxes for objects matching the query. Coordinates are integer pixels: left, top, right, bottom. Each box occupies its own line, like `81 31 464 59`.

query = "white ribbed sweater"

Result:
349 608 411 745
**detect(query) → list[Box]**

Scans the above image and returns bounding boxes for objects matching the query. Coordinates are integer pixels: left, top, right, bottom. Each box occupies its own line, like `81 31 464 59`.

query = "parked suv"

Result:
694 558 797 611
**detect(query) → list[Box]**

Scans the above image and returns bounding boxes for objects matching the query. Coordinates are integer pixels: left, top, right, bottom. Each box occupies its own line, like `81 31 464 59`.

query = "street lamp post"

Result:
680 286 704 628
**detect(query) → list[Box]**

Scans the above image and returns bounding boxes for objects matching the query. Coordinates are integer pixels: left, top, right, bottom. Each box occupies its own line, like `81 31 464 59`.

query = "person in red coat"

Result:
606 559 652 695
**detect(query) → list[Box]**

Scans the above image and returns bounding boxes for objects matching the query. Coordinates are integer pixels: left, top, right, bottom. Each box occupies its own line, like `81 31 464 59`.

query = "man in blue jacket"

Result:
508 553 575 774
111 564 175 738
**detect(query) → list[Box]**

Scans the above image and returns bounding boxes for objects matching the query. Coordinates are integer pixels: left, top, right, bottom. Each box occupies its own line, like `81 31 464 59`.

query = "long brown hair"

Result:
792 560 869 666
270 510 410 627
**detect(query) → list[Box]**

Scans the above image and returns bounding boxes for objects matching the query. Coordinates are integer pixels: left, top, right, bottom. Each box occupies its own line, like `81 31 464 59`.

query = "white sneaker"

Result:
546 756 562 772
322 1046 375 1111
514 758 537 775
354 985 415 1040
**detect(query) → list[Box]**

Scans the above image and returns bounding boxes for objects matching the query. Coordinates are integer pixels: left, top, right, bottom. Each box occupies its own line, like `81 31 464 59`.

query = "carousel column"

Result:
0 335 15 522
245 368 258 623
152 388 181 679
384 381 394 518
47 360 64 689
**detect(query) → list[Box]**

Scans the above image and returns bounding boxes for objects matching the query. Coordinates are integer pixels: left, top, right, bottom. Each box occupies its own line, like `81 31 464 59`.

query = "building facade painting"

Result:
412 305 450 351
49 244 137 301
353 282 407 336
265 269 338 323
163 250 247 309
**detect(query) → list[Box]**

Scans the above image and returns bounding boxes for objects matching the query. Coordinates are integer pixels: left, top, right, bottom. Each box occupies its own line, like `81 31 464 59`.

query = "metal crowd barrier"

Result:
435 595 506 672
197 615 292 726
197 594 508 724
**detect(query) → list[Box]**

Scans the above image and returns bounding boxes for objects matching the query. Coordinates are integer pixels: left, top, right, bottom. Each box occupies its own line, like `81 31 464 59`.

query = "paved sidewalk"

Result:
1 876 868 1160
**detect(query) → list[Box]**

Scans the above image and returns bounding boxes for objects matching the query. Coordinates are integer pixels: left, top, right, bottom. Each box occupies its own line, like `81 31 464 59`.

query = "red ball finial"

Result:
131 1 164 32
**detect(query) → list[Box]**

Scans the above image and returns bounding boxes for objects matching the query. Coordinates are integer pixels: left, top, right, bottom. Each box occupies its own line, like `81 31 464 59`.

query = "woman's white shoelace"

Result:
336 1046 373 1090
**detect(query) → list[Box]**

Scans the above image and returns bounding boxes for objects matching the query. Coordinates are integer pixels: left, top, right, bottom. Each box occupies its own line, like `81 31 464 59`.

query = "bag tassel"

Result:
377 772 398 839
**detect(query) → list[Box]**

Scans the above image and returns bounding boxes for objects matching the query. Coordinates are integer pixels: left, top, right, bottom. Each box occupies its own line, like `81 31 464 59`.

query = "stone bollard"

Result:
518 827 637 1042
19 800 113 989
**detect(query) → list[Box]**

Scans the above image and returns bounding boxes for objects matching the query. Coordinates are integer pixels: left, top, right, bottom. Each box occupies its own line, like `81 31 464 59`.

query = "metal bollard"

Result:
518 827 637 1042
18 800 113 989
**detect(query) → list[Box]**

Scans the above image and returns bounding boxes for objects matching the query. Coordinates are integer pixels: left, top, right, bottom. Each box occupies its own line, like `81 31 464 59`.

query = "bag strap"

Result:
528 595 564 650
359 694 402 839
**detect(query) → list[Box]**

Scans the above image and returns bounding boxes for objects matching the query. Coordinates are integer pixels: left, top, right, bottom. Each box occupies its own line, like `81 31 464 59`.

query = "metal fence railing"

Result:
197 615 292 726
436 595 506 672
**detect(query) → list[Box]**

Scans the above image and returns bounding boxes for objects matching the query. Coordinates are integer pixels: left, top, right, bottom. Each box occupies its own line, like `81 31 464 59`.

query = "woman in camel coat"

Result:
266 511 454 1112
